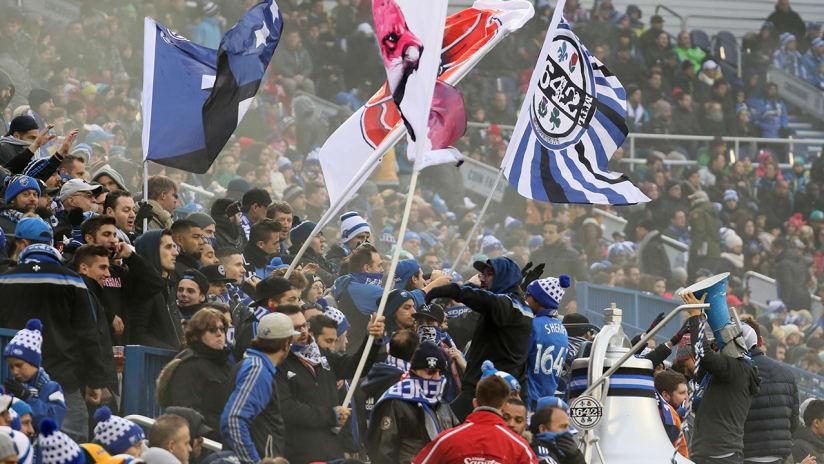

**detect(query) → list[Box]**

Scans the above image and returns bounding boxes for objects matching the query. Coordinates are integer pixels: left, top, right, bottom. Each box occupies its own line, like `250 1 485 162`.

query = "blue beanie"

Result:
527 275 571 310
4 175 40 203
3 319 43 368
38 418 84 464
290 221 316 247
264 257 289 275
481 360 520 392
381 289 414 318
92 406 146 455
11 399 32 419
393 259 421 290
536 395 569 412
323 307 350 337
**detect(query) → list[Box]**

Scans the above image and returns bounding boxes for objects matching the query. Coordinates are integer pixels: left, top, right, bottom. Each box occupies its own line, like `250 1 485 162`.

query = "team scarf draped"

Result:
383 354 411 373
350 272 384 286
377 375 447 407
291 337 330 370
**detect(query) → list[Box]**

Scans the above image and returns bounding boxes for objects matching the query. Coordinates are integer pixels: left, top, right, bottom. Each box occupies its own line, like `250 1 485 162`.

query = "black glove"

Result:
425 283 461 303
520 262 545 291
555 433 581 458
646 312 666 333
4 378 29 400
670 319 690 346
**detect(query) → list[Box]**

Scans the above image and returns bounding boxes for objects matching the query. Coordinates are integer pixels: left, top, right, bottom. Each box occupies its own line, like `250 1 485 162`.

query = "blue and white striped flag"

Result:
502 13 649 205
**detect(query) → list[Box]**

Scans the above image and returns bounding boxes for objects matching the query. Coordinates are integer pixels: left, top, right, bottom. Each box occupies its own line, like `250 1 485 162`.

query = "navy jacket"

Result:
743 349 799 459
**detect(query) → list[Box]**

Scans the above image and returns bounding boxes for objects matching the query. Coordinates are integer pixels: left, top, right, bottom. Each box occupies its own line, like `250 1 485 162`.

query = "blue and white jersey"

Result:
527 309 569 410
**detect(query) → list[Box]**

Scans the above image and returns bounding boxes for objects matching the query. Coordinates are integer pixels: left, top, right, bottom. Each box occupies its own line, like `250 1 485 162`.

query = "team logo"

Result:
18 177 29 187
569 395 603 430
530 28 595 150
380 416 392 430
160 28 190 45
426 356 439 369
218 265 226 276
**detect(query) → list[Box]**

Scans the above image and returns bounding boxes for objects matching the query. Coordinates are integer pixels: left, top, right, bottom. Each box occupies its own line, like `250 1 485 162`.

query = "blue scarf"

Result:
377 376 446 407
384 355 410 372
418 326 446 345
445 304 471 318
291 338 330 370
351 272 383 286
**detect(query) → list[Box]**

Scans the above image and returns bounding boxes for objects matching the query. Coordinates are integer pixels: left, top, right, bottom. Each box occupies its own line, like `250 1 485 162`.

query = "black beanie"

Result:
6 115 38 136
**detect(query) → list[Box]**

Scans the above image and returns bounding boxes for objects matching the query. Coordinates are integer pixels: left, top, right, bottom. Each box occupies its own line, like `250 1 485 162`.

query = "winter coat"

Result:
412 408 538 464
0 256 108 392
20 368 67 430
451 258 533 391
357 359 406 436
221 349 283 464
273 47 313 78
775 248 812 311
214 215 246 251
83 276 119 391
144 199 172 231
690 347 760 459
637 230 672 281
133 230 185 350
529 242 589 282
688 201 721 259
532 434 586 464
325 243 351 270
367 391 459 464
766 6 806 39
275 338 381 463
159 341 232 437
792 426 824 463
101 252 166 345
242 242 270 279
288 243 337 287
332 272 383 354
743 349 799 460
0 136 32 170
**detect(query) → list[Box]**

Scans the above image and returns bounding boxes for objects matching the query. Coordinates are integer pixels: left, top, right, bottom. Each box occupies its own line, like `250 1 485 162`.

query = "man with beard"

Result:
0 175 40 235
81 215 164 345
276 304 384 463
425 256 533 420
177 269 209 321
171 219 205 275
104 190 137 244
367 341 459 463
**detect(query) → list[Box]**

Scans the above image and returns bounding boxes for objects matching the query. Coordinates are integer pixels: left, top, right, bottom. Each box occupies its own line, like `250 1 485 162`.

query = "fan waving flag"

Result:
142 0 283 173
502 11 649 205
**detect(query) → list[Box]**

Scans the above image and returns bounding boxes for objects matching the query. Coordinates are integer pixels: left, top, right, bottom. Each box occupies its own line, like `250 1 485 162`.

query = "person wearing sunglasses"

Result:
157 307 233 439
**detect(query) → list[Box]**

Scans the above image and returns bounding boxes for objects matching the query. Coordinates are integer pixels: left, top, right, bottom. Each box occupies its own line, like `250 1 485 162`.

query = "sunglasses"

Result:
207 326 226 334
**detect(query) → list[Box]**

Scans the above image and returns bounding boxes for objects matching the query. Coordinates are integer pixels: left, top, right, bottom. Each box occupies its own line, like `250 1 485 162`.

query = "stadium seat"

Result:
713 31 740 67
690 29 712 52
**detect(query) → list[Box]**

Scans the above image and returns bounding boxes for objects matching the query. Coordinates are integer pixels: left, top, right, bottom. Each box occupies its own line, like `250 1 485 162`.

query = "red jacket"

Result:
413 408 538 464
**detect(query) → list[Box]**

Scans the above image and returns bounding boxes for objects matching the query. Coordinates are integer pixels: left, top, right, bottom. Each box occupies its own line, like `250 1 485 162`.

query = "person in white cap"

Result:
325 211 371 269
220 312 298 463
58 178 103 214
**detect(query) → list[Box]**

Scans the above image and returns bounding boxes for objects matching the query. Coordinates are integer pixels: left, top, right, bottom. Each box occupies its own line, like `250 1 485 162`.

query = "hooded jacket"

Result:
215 214 246 251
743 349 799 460
0 251 108 392
0 136 33 170
446 257 533 390
133 230 184 350
792 425 824 463
332 272 383 354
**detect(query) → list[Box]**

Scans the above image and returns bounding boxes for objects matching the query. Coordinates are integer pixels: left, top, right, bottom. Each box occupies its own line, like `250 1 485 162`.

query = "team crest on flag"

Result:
503 17 649 205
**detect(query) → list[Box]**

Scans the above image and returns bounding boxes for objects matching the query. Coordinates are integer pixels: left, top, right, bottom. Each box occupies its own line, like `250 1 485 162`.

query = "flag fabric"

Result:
318 0 534 206
502 15 650 205
372 0 452 170
142 1 283 173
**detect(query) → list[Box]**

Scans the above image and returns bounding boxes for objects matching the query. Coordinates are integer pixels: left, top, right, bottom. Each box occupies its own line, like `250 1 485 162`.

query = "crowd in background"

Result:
0 0 822 462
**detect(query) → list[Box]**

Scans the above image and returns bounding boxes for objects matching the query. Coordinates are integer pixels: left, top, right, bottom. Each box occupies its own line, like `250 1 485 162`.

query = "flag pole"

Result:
283 128 406 279
142 160 149 233
449 167 504 273
341 167 421 410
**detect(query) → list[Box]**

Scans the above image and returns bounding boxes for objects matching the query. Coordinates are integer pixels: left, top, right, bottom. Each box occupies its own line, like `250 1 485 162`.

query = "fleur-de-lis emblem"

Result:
550 108 561 128
557 42 568 62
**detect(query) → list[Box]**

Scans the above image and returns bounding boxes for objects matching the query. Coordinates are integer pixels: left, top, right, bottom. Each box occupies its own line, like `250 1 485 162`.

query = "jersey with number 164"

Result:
527 311 569 410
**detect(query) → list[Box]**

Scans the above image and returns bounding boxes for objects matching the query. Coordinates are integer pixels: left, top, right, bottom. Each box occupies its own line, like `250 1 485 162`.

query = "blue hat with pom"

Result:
4 319 43 367
264 257 289 276
37 418 84 464
527 275 571 310
481 360 520 392
92 406 145 455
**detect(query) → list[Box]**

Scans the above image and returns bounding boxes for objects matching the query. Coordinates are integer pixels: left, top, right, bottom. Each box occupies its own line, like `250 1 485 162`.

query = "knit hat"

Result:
481 360 520 392
19 243 63 264
282 184 304 202
340 211 370 242
37 418 84 464
780 33 796 47
740 323 757 350
11 398 32 420
536 396 569 412
403 231 421 244
180 269 209 296
264 257 288 276
527 275 571 310
382 289 414 318
688 190 709 204
92 407 145 455
4 175 40 203
766 299 787 315
289 221 316 247
5 115 38 136
187 212 216 230
3 319 43 368
251 276 293 307
225 178 251 201
323 307 350 337
813 37 824 49
28 88 52 110
411 341 447 372
723 189 738 202
481 235 505 255
393 259 421 289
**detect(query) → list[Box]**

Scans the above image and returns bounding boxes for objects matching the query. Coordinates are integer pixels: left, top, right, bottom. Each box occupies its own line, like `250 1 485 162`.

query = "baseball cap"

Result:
252 276 294 307
413 303 445 324
180 269 209 295
59 178 103 201
201 264 235 284
257 312 300 340
13 217 53 244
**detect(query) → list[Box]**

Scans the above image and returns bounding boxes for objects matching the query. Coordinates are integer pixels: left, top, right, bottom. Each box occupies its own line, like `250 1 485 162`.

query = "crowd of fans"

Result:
0 0 822 462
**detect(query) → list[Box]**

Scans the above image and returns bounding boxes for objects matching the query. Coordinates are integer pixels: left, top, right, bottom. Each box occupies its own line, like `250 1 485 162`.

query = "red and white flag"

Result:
318 0 534 206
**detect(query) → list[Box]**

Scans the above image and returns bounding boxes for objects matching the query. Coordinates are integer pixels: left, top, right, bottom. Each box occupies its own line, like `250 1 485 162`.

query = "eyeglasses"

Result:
207 326 226 334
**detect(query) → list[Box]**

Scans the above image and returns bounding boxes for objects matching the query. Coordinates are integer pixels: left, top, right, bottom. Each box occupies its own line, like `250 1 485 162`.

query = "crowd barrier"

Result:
744 271 823 320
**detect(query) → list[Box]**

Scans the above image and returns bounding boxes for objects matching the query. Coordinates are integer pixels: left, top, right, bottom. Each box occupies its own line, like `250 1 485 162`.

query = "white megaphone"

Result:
568 306 693 464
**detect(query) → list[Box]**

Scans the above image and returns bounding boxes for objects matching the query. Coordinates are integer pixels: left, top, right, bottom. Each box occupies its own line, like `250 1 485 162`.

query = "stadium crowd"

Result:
0 0 822 463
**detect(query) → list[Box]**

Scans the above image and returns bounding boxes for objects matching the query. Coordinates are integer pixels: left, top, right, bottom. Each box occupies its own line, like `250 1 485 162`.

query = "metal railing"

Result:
654 5 687 31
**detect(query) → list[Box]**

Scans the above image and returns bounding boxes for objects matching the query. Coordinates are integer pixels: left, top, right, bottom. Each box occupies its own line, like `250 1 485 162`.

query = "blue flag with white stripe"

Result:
502 16 649 205
142 1 283 173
